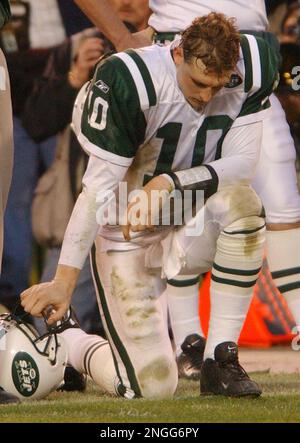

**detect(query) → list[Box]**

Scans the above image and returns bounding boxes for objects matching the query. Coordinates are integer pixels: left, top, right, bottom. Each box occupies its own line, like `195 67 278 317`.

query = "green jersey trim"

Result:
77 131 134 167
242 34 262 95
81 54 147 160
114 52 151 111
238 34 278 119
126 49 157 107
116 49 157 108
240 35 253 93
256 36 278 91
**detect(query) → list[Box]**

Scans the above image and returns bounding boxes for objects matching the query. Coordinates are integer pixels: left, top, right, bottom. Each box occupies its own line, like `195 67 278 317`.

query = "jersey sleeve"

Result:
78 54 147 167
207 121 263 187
233 34 279 127
59 154 128 269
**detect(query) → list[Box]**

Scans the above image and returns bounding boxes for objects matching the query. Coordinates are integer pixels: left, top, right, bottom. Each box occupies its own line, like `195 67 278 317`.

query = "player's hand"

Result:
116 27 154 51
20 280 72 325
68 37 105 88
122 174 174 241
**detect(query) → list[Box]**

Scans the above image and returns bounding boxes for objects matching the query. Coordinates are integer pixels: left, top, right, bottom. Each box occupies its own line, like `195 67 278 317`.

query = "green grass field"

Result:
1 373 300 423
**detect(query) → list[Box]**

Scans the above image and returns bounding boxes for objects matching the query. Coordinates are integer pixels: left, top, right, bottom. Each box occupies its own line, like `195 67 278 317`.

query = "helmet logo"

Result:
11 352 40 397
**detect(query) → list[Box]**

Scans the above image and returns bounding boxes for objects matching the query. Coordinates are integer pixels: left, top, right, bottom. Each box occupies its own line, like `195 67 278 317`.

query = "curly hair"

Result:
180 13 240 75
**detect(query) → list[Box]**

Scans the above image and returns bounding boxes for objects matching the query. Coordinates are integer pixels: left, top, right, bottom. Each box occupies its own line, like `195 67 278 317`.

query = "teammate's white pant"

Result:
252 94 300 224
90 184 265 397
252 94 300 326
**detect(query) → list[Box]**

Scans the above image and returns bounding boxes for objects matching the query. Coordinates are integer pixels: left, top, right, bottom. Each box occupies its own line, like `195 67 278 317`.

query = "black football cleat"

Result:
200 341 262 397
177 334 206 381
58 366 87 393
0 388 20 404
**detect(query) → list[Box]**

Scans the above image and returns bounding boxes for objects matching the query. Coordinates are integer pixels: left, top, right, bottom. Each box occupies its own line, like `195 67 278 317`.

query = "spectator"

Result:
57 0 93 36
280 1 300 43
0 0 66 316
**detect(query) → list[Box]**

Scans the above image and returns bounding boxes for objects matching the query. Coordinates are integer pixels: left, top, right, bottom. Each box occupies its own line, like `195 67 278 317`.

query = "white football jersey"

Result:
78 37 275 176
76 34 277 191
73 34 277 245
148 0 268 32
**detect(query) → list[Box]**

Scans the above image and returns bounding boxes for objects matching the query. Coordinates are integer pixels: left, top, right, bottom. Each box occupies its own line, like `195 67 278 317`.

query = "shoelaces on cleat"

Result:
220 358 250 381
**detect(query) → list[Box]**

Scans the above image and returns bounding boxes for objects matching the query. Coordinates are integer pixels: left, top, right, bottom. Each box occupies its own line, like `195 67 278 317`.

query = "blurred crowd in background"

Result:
0 0 299 337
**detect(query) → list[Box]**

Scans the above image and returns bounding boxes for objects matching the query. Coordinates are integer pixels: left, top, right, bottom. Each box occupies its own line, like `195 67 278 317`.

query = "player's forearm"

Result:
53 264 81 295
74 0 133 50
58 186 100 270
58 154 128 269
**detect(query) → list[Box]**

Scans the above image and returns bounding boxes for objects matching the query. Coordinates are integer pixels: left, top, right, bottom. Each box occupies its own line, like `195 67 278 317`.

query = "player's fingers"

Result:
20 290 41 312
84 58 102 70
20 288 31 301
42 305 56 321
21 285 52 313
122 223 131 241
21 283 48 300
79 38 104 53
47 305 68 325
84 37 104 47
29 298 52 318
84 48 104 60
130 224 148 232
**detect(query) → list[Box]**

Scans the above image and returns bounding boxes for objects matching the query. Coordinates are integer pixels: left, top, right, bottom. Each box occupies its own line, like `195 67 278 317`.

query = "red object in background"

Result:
199 260 295 347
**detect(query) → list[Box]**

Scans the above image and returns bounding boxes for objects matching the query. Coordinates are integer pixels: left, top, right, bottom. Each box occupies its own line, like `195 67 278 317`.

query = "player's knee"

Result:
223 185 262 220
137 355 178 399
207 185 263 228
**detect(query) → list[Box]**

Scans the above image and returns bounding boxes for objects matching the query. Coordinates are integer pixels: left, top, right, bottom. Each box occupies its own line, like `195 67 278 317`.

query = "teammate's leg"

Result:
252 94 300 327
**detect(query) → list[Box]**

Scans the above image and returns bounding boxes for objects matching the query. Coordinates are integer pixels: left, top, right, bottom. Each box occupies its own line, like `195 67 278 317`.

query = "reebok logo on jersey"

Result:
225 73 242 89
95 80 110 94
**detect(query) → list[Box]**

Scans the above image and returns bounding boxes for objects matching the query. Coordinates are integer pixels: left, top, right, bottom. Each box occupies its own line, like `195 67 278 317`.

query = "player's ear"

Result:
173 46 184 66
